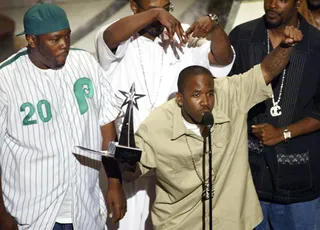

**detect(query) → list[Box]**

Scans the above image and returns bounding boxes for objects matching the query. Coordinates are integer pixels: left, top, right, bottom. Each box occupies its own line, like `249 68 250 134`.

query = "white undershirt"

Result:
55 183 73 223
182 118 202 137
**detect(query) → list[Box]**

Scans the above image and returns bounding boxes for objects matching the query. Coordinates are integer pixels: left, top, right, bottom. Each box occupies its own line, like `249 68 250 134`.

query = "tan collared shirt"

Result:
135 65 273 230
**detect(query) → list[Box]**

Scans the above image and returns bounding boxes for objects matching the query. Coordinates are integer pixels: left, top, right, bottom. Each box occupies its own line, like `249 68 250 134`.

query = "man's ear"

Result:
26 35 37 48
176 92 183 107
129 0 139 14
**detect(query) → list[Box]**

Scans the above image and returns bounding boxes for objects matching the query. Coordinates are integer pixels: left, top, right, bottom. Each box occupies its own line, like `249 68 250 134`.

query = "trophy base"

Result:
107 141 142 165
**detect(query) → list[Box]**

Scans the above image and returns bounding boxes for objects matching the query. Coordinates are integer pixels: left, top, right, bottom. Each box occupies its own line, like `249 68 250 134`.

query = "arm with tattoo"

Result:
261 26 303 85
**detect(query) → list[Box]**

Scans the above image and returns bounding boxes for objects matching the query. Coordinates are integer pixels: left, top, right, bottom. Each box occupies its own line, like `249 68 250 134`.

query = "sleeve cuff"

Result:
254 64 273 102
99 75 123 126
95 23 131 69
207 45 236 78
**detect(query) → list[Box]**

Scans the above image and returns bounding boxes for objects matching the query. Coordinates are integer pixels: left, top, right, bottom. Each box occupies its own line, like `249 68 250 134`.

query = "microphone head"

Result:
202 112 214 128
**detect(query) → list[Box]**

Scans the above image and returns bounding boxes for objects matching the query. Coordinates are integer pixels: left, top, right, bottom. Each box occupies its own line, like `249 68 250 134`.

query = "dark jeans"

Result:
256 197 320 230
53 223 74 230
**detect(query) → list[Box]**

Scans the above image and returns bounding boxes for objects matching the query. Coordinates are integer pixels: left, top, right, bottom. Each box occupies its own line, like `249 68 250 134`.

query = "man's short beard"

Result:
307 0 320 10
54 62 65 69
265 19 282 29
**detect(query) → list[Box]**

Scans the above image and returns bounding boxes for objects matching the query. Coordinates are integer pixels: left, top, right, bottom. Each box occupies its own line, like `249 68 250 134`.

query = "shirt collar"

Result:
171 101 230 140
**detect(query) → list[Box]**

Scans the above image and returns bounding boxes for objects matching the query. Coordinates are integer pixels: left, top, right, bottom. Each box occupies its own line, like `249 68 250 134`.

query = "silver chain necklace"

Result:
267 20 300 117
185 135 214 201
136 39 163 112
309 9 319 29
267 31 286 117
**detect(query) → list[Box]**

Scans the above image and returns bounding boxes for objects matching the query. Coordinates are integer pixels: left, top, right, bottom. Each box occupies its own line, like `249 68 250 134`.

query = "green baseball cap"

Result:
16 3 70 36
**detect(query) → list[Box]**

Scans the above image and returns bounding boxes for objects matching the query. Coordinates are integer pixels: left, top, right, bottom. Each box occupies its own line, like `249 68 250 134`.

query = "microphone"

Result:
202 111 214 229
202 112 214 128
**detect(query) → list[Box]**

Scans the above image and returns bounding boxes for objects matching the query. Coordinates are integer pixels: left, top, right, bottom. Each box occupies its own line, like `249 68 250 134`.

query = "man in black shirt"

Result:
229 0 320 229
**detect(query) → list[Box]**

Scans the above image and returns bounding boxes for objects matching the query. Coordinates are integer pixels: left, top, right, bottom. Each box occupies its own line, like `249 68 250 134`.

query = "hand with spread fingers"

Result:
184 15 216 39
106 178 127 224
280 25 303 47
251 123 285 146
156 9 188 44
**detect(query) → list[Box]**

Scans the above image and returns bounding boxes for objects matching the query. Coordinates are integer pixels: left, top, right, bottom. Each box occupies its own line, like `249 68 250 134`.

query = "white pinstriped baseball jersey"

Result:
0 47 121 230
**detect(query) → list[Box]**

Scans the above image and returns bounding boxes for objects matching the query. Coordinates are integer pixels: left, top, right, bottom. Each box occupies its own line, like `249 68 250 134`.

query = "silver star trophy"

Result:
108 83 145 171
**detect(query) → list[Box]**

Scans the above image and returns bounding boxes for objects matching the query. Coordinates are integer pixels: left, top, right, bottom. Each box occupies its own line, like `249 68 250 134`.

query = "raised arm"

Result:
184 16 233 65
261 26 303 85
104 8 186 50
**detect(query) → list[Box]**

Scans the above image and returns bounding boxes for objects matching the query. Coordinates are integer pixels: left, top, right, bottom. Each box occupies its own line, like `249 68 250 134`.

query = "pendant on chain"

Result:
270 105 282 117
202 183 214 201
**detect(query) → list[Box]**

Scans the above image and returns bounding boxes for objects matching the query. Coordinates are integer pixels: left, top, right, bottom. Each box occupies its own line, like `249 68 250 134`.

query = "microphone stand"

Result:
207 125 213 230
202 112 214 229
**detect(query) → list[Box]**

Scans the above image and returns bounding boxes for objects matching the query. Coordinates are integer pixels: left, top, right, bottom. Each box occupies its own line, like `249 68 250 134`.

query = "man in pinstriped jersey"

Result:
0 3 126 230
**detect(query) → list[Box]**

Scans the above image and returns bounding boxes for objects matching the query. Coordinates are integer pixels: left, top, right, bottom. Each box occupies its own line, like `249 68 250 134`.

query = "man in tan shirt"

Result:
121 26 302 229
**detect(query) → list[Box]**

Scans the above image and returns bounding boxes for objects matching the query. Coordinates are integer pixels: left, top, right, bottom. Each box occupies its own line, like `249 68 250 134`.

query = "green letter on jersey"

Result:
74 78 94 115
